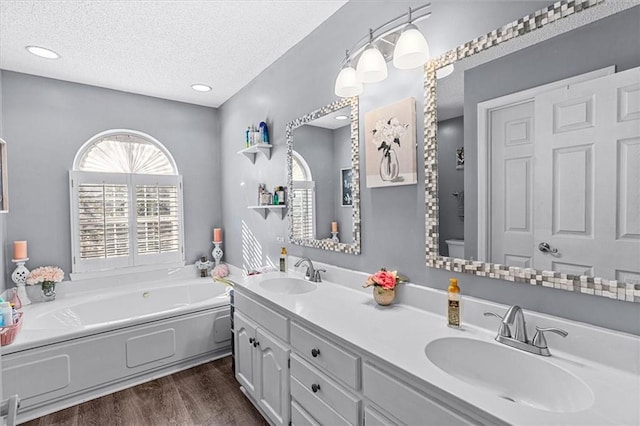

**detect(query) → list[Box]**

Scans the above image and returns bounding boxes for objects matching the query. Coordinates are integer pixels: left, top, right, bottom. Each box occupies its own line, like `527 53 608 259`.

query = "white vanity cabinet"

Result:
234 287 480 426
233 293 290 426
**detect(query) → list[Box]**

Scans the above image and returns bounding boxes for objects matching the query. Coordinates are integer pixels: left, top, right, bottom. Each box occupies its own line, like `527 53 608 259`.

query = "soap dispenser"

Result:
279 247 288 272
447 278 461 328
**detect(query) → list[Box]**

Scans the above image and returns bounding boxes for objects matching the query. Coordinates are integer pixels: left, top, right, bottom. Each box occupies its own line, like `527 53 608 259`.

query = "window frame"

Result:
69 130 185 279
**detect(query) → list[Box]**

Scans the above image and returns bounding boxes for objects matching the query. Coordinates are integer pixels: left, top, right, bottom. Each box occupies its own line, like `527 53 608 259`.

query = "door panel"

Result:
534 67 640 278
234 312 257 396
490 101 535 266
552 144 593 236
256 328 290 426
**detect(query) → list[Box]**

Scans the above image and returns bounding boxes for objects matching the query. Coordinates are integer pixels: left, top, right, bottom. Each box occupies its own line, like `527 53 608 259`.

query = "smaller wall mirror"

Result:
286 97 360 254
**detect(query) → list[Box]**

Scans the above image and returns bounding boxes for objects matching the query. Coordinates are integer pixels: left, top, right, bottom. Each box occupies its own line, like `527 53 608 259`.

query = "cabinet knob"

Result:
311 383 320 393
311 348 320 358
249 337 254 344
253 340 259 347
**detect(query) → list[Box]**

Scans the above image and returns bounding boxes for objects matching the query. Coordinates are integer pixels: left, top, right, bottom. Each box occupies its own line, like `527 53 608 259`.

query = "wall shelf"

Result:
237 144 272 163
248 205 287 219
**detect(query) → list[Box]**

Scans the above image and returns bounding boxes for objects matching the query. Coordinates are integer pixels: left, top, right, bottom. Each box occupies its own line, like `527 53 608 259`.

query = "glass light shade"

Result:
356 45 388 83
334 65 363 97
436 64 455 79
393 24 430 70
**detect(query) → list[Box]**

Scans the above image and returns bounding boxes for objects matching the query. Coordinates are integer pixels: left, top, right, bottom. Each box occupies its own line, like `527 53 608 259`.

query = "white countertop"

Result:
233 267 640 426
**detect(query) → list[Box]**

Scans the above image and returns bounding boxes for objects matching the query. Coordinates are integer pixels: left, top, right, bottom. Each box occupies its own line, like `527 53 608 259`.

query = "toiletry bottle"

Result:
259 121 269 144
277 186 285 205
0 302 11 327
447 278 461 328
245 127 251 148
273 187 279 205
279 247 288 272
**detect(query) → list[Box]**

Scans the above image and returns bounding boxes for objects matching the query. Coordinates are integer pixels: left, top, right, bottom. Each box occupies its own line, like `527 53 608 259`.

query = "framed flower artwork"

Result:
364 97 417 188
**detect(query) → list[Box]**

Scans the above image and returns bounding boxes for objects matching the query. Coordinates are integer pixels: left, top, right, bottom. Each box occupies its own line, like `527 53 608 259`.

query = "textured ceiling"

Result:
0 0 347 107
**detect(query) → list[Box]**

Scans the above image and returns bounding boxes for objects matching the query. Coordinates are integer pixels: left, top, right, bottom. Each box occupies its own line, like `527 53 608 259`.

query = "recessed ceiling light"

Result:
26 45 60 59
191 84 212 92
335 115 349 120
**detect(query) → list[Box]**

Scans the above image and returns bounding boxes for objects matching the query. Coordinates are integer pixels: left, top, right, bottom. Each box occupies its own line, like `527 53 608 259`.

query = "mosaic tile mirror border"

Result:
286 97 361 255
424 0 640 303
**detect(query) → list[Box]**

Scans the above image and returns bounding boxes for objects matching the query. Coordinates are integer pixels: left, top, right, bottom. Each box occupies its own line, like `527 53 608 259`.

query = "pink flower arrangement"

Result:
363 268 407 290
212 264 230 278
26 266 64 285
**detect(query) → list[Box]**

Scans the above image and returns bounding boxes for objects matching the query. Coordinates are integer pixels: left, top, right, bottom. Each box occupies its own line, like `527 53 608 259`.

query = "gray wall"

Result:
332 124 352 241
437 116 464 256
293 125 335 239
0 70 5 292
1 71 221 278
464 7 640 260
219 1 640 335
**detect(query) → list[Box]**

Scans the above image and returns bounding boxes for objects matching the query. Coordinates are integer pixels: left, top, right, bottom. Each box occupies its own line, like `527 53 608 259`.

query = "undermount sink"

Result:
425 337 593 413
258 278 317 295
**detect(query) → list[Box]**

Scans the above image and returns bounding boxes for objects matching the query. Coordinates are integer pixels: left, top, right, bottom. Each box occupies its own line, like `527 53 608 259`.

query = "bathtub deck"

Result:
22 356 267 426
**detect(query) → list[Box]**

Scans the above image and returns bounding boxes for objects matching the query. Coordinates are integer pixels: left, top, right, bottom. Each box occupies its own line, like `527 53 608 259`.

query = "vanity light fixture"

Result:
191 83 212 92
335 115 349 120
25 45 60 59
334 3 431 97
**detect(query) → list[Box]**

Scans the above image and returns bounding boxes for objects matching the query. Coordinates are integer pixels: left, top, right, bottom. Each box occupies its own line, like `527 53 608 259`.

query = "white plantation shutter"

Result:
292 181 315 240
71 172 132 271
78 183 129 259
133 175 183 265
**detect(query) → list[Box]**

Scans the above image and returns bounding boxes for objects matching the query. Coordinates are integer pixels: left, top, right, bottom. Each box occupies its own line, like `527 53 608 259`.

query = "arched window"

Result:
291 151 316 240
70 130 184 276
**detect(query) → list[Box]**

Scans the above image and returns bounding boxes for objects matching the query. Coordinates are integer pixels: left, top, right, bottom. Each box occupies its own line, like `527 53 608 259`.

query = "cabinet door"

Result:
234 312 257 396
256 328 290 426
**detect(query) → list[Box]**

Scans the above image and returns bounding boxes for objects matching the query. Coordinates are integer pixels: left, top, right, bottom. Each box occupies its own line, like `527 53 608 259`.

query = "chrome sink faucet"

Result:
294 257 325 283
484 305 567 356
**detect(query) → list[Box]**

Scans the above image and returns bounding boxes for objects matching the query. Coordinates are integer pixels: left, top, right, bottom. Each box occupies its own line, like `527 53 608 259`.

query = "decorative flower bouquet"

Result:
26 266 64 302
363 268 408 306
372 117 408 181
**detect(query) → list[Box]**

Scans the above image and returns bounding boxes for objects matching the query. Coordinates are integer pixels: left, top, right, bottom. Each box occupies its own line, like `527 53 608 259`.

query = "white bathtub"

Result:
28 279 230 331
2 266 234 423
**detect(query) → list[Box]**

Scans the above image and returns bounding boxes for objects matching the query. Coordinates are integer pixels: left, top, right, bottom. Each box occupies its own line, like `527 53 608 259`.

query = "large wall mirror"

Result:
425 0 640 303
286 97 360 254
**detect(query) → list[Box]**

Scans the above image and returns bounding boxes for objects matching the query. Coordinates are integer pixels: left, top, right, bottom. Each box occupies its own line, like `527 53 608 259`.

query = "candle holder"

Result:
212 241 224 267
11 258 31 306
331 232 340 243
195 256 213 278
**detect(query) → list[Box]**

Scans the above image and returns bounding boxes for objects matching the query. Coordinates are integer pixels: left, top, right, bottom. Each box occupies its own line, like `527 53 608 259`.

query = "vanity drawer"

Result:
291 400 320 426
290 353 360 425
291 377 350 426
234 291 289 342
290 322 360 389
363 362 471 426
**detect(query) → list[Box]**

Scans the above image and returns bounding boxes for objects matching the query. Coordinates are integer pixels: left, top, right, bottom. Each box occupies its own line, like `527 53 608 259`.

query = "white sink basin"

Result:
425 337 593 413
259 278 317 295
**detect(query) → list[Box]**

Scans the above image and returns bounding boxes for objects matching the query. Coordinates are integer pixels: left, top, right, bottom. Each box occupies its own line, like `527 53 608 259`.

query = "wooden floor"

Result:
23 356 268 426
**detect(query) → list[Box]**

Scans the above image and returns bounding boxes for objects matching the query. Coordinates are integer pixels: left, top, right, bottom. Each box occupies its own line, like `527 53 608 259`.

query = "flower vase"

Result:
380 149 399 182
41 281 56 302
373 287 395 306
